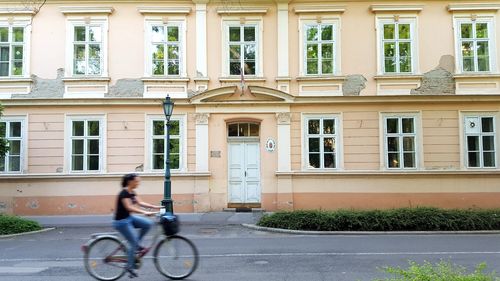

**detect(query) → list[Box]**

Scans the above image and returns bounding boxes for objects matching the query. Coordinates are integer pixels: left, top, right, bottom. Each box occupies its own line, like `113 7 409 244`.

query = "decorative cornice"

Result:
296 76 345 82
448 3 500 12
294 5 346 14
370 4 424 13
137 6 191 14
219 77 266 82
141 77 190 82
62 77 111 82
59 6 114 14
216 7 268 15
373 74 423 80
0 8 35 15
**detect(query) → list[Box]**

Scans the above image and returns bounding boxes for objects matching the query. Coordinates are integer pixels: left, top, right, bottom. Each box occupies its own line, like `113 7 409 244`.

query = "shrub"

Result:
374 261 499 281
257 207 500 231
0 214 42 235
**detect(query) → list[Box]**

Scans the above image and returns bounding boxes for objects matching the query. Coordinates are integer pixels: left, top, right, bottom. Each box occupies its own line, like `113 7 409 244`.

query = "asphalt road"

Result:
1 225 500 281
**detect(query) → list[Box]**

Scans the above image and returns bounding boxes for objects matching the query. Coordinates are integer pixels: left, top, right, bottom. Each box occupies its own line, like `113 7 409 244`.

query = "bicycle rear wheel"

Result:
153 235 199 280
84 237 127 281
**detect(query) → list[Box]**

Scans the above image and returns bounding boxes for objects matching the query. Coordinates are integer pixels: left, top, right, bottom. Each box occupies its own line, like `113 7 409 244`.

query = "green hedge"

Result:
375 261 499 281
257 208 500 231
0 214 42 235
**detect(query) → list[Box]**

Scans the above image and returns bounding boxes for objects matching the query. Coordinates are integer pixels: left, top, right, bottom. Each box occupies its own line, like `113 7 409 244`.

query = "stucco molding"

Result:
195 113 210 125
293 5 346 14
370 4 424 13
296 76 346 82
276 112 292 125
141 77 190 82
448 3 500 12
216 7 268 15
0 8 35 15
137 6 191 14
374 75 423 80
59 6 114 14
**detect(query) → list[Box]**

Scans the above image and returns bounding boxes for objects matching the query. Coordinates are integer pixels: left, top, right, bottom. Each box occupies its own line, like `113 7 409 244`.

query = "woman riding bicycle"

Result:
113 173 162 278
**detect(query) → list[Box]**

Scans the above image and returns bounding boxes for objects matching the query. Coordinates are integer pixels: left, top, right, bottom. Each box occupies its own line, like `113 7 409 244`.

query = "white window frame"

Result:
146 115 187 172
65 17 108 77
144 18 187 77
0 18 31 78
299 17 341 76
221 18 263 77
453 15 497 74
302 114 342 170
381 113 421 170
376 15 419 75
461 112 498 169
64 115 106 173
0 115 27 173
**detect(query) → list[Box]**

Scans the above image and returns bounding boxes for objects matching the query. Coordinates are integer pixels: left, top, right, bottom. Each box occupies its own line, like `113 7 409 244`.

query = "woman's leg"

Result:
113 218 138 270
130 215 154 243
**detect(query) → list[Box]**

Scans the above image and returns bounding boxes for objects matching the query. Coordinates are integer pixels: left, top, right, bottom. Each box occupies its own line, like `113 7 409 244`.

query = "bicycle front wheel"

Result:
84 237 127 281
154 235 199 280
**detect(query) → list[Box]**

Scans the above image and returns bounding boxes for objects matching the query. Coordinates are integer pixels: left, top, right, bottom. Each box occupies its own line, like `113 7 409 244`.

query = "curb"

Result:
0 227 55 239
242 224 500 235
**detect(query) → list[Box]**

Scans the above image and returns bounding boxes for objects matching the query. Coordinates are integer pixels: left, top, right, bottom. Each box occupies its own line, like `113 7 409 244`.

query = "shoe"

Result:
135 245 146 254
126 268 138 278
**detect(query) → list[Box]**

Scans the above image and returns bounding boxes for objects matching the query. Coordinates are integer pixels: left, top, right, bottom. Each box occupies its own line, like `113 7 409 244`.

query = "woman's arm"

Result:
135 195 162 210
122 197 154 215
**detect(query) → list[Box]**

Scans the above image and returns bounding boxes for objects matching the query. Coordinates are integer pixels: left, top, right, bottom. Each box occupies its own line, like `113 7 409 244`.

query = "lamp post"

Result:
162 95 174 214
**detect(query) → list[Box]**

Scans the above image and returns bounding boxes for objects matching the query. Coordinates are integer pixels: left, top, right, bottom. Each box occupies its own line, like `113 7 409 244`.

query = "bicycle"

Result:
81 213 199 280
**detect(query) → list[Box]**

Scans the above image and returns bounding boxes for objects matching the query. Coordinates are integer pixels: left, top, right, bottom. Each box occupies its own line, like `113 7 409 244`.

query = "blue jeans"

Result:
112 215 153 269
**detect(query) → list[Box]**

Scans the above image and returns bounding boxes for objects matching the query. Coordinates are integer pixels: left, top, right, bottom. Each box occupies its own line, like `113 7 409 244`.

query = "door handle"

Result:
245 171 247 177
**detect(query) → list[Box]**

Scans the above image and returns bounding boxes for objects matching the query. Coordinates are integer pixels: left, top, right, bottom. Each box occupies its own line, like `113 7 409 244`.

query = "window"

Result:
304 117 338 169
303 23 336 75
148 22 184 76
66 18 107 77
222 20 262 77
378 18 416 74
67 117 104 172
228 123 259 137
383 116 417 169
464 115 496 168
0 24 27 77
150 117 184 170
0 117 25 173
456 19 494 72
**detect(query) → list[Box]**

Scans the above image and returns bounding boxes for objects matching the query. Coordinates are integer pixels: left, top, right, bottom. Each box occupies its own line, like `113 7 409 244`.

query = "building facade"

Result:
1 0 500 215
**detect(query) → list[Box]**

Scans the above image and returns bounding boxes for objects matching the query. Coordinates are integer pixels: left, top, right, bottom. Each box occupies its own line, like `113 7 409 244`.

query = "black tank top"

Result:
114 189 137 220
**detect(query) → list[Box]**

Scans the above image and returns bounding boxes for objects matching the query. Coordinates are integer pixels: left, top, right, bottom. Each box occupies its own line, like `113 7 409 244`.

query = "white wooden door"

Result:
228 142 261 203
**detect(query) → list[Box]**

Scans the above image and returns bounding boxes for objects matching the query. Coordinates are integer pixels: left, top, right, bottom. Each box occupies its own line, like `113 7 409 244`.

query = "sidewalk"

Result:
24 212 264 227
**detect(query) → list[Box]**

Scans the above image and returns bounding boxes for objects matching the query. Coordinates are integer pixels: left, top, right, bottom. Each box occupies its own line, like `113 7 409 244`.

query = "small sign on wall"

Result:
211 151 221 158
265 138 276 152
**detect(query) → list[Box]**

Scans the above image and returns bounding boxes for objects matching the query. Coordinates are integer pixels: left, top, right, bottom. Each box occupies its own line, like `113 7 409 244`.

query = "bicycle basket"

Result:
160 214 180 236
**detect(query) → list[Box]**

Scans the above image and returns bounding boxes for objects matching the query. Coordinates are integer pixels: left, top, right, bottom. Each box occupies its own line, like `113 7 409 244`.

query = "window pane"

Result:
229 27 240 42
167 60 179 75
239 123 249 136
308 120 320 134
153 120 164 135
89 45 100 59
468 152 479 167
88 121 99 136
400 56 412 73
478 56 490 72
0 156 4 171
153 154 164 169
322 60 333 74
10 122 21 137
229 45 241 60
12 27 24 42
483 152 495 167
403 153 415 168
153 61 164 75
170 154 180 169
88 156 99 170
170 139 180 153
461 23 473 39
476 23 488 39
152 44 164 60
321 25 333 41
244 45 255 60
0 122 5 137
250 123 259 136
307 44 318 59
323 119 335 134
72 155 84 171
482 117 494 132
153 139 164 153
9 140 20 154
230 62 241 75
322 44 333 59
151 26 165 42
324 153 335 168
74 60 86 75
384 43 396 72
8 156 20 171
483 136 495 151
0 46 9 61
309 138 320 152
398 24 410 39
89 26 101 42
399 42 411 57
403 137 414 151
0 62 8 76
167 26 179 41
402 118 414 133
72 121 84 136
88 139 99 154
383 24 395 39
388 153 400 168
89 59 101 75
168 45 179 60
244 62 255 75
307 60 318 74
74 26 86 41
477 41 490 71
13 46 23 60
386 118 398 133
309 153 320 168
228 124 238 136
467 136 479 151
461 41 474 71
169 120 180 135
387 137 399 152
324 138 334 152
72 139 84 154
306 26 318 41
244 26 255 41
0 27 8 42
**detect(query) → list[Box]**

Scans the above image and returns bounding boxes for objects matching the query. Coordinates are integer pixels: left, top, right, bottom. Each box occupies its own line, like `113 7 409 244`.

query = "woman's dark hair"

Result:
121 173 138 187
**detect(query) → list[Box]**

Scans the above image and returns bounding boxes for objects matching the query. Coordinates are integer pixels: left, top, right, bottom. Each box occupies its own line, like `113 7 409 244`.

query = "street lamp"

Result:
162 95 174 214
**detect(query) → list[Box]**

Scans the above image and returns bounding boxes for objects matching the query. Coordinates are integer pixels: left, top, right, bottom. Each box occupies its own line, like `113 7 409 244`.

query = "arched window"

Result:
227 123 259 137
